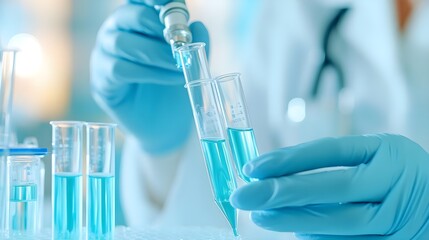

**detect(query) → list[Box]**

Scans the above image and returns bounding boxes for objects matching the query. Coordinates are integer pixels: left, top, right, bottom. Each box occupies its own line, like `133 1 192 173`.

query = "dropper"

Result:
159 0 192 67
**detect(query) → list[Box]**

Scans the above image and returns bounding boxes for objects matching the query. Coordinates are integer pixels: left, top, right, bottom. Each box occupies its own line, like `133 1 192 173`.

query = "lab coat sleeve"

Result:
120 135 187 227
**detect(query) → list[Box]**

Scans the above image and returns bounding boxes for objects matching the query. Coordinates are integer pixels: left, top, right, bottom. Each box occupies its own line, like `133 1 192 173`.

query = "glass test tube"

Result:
177 43 211 83
158 0 192 68
0 49 17 233
37 160 45 231
215 73 259 183
50 121 83 239
8 148 47 235
86 123 116 240
178 43 238 236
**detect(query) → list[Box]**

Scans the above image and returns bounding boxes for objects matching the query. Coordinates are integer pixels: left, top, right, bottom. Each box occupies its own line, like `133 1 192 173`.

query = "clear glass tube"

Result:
85 123 116 240
37 160 45 231
178 43 239 236
177 43 211 83
159 0 192 68
0 49 17 234
215 73 259 182
8 154 42 235
50 121 83 240
185 79 238 236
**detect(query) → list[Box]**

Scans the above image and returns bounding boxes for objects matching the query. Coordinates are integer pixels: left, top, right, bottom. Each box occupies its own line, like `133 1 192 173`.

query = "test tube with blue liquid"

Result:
178 43 238 236
86 123 116 240
215 73 259 183
51 121 83 239
8 148 47 235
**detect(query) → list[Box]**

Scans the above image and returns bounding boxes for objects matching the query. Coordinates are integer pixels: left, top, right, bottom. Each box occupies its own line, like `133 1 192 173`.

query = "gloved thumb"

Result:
189 21 210 57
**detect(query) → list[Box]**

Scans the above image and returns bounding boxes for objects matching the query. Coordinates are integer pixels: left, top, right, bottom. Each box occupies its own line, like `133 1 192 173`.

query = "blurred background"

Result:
0 0 242 227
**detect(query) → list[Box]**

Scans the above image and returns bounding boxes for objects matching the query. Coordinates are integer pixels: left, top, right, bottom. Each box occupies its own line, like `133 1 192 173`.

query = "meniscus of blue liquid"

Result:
200 138 238 236
174 47 192 69
9 184 38 233
87 173 115 240
53 173 82 239
227 128 259 183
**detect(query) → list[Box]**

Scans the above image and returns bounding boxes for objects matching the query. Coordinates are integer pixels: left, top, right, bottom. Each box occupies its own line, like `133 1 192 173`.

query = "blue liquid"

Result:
87 174 115 240
9 184 38 232
53 173 82 239
175 47 191 69
200 139 238 236
227 128 259 182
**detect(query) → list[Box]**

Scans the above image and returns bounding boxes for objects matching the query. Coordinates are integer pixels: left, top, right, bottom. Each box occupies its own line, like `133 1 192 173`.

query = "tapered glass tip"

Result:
216 200 239 237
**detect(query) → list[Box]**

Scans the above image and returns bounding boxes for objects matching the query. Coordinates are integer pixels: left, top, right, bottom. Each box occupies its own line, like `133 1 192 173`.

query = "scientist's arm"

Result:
231 134 429 239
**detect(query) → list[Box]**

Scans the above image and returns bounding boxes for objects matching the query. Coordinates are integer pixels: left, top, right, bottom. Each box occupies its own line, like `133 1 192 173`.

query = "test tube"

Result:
0 49 17 233
215 73 259 183
50 121 83 239
8 148 47 235
177 42 211 83
178 43 238 236
85 123 116 240
185 80 238 236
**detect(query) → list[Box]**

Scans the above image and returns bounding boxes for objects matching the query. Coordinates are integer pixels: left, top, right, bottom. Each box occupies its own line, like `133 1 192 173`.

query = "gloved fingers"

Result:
295 233 389 240
128 0 170 7
189 21 210 55
250 203 385 235
231 165 388 210
99 29 178 71
91 48 182 89
244 135 382 179
102 4 164 39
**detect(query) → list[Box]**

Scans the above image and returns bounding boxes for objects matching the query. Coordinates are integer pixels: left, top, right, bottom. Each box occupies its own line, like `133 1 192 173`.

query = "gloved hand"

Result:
231 134 429 239
90 0 209 154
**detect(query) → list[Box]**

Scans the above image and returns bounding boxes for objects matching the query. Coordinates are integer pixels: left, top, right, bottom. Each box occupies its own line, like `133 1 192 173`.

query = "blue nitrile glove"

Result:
231 134 429 239
90 0 209 154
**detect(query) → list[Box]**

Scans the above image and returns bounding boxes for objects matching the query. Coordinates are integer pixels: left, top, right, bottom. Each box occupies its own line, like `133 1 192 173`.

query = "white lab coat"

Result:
120 0 429 239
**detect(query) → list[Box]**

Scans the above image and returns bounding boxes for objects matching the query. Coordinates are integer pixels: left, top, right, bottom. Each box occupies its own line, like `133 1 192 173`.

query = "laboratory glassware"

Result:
311 8 349 98
50 121 83 239
86 123 116 240
9 136 46 232
38 160 45 231
8 148 47 235
177 42 210 83
185 79 238 236
178 43 238 236
215 73 259 183
0 49 17 233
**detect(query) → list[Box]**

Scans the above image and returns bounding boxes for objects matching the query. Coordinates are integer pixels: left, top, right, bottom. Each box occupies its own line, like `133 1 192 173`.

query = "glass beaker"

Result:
50 121 83 239
0 49 17 234
8 148 47 235
86 123 116 240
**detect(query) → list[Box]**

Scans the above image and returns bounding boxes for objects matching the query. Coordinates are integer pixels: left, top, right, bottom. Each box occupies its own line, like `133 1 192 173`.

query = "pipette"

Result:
0 49 18 234
159 0 192 67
